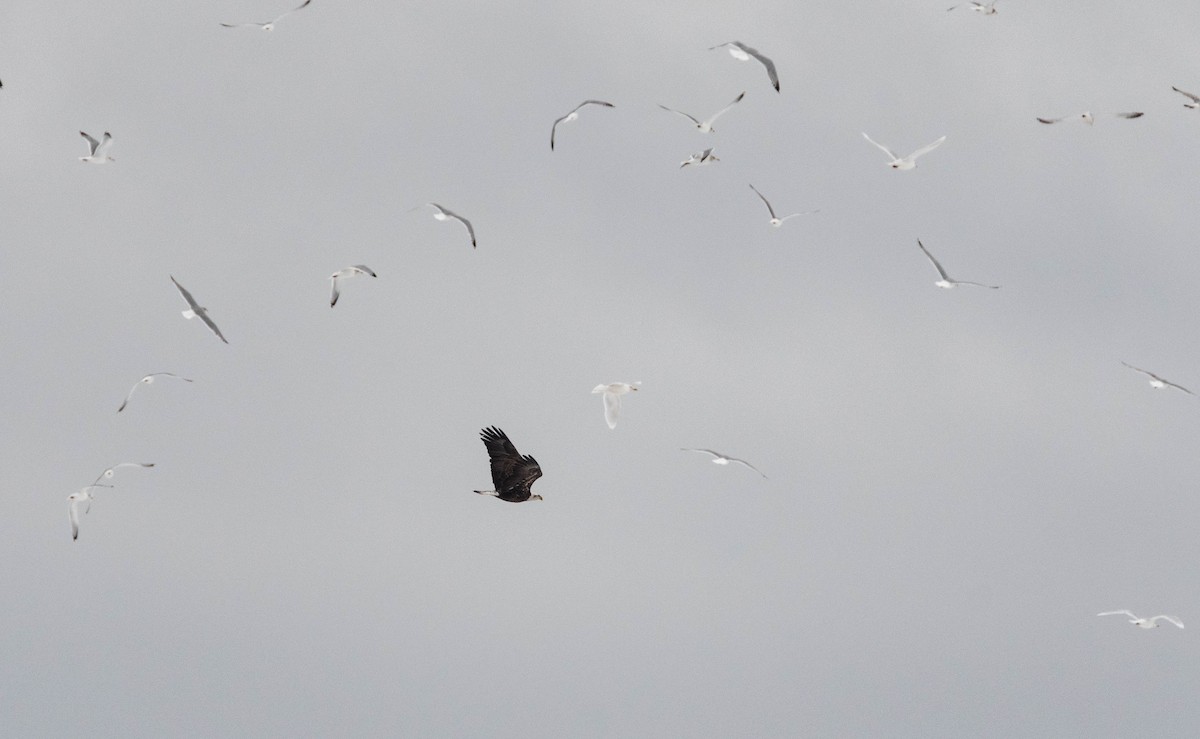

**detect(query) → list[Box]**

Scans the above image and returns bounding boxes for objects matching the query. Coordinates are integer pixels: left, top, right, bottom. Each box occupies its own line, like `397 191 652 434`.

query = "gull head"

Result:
262 23 276 31
1080 112 1094 125
891 160 915 170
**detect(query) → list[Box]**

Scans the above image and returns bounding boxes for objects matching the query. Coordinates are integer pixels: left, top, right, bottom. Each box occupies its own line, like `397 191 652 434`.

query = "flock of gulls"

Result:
57 0 1190 633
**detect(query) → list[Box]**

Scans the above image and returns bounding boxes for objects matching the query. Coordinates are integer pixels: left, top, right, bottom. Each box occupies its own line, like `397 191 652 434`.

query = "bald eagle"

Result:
474 426 544 502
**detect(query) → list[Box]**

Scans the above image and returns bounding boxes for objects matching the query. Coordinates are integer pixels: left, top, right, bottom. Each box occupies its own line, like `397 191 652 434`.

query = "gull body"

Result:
1122 362 1195 395
681 448 767 478
708 42 780 92
1172 86 1200 109
68 485 113 541
658 91 746 133
591 382 640 429
749 184 818 227
862 132 945 170
1098 610 1184 629
118 372 194 412
329 265 377 307
681 148 719 168
550 100 615 151
1036 111 1143 125
474 426 544 502
917 240 999 289
79 131 114 164
947 1 998 14
93 462 155 486
420 203 476 248
221 0 312 30
170 276 229 344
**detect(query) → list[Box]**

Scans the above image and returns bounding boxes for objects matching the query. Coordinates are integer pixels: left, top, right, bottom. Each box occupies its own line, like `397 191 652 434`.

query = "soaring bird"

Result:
917 240 1000 289
118 372 194 412
474 426 544 502
681 448 767 478
658 91 746 133
708 41 780 92
170 276 229 344
329 265 377 307
947 1 998 14
680 148 720 168
862 132 946 170
592 382 640 429
1121 362 1195 395
551 100 615 151
93 462 155 486
1172 86 1200 109
1036 111 1143 125
220 0 312 30
748 184 818 227
1098 610 1184 629
419 203 476 249
79 131 114 164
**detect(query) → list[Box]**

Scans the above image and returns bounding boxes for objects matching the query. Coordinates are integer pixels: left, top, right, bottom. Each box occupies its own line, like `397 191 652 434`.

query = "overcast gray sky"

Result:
4 1 1200 736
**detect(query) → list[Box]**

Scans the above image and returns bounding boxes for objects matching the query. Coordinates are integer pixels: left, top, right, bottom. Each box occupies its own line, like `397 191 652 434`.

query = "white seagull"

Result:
118 372 194 412
681 448 767 478
947 1 998 14
1098 611 1184 629
917 240 999 289
748 184 818 227
1172 86 1200 109
551 100 615 151
708 42 780 92
68 484 113 541
591 382 640 429
862 132 945 170
93 463 155 486
680 148 720 168
79 131 114 164
329 265 377 307
658 91 746 133
418 203 476 249
170 275 229 344
220 0 312 30
1036 111 1143 125
1122 362 1195 395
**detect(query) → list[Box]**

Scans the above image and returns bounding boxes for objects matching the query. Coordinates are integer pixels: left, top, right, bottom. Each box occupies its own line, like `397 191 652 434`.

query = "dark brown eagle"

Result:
474 426 544 502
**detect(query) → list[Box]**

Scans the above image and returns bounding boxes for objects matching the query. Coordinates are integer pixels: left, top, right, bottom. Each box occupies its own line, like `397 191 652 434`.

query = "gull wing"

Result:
330 275 342 307
80 131 100 156
601 391 620 429
777 210 820 222
351 264 376 277
1097 610 1137 618
681 448 721 459
733 42 779 92
657 104 701 127
552 101 614 151
1173 86 1200 103
917 240 951 281
954 280 1001 289
861 132 897 161
550 116 565 150
1162 378 1196 396
117 380 142 413
1036 116 1065 124
450 212 476 248
1113 112 1144 119
272 0 313 23
170 275 201 311
94 462 155 486
702 91 746 127
1151 615 1185 629
197 310 229 344
907 135 946 161
729 457 768 478
69 499 81 541
748 184 777 219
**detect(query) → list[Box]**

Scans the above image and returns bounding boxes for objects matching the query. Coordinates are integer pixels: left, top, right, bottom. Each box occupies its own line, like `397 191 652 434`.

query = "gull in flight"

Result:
474 426 544 502
79 131 114 164
592 382 640 429
329 265 377 307
1172 86 1200 109
658 91 746 133
917 240 999 289
1121 362 1195 395
1036 111 1143 125
1098 611 1184 629
416 203 476 249
220 0 312 30
170 275 229 344
708 42 780 92
68 484 112 541
93 462 155 486
681 448 767 478
118 373 194 412
680 148 720 168
550 100 615 151
862 132 946 170
748 184 818 227
947 1 998 14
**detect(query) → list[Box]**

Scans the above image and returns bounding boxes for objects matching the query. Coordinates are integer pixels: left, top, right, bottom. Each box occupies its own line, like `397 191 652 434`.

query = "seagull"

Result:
550 100 615 151
474 426 544 502
947 1 998 14
220 0 312 30
917 240 999 289
79 131 114 164
329 265 377 307
1172 86 1200 109
681 448 767 478
1121 362 1195 395
170 276 229 344
748 184 818 227
93 462 155 486
862 132 946 170
658 91 746 133
1036 111 1143 125
680 148 720 168
591 382 640 429
417 203 476 249
1098 611 1184 629
118 373 194 412
708 42 780 92
68 485 113 541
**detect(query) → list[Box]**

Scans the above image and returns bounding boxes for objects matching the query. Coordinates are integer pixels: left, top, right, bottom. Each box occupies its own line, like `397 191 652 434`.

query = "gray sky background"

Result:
4 0 1200 736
